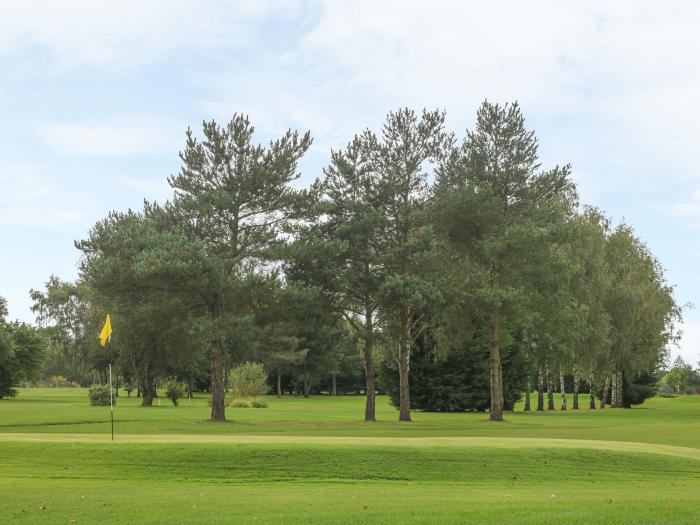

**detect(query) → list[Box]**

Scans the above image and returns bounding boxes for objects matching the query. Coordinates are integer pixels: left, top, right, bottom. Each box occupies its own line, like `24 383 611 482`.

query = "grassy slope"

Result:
1 389 700 524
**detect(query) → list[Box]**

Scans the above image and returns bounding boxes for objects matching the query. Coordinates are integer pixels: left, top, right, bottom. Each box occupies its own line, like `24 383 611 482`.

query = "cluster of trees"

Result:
660 357 700 395
23 101 682 422
0 295 43 398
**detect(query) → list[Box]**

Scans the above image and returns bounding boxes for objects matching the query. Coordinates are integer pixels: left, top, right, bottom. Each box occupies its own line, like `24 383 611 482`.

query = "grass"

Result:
1 388 700 523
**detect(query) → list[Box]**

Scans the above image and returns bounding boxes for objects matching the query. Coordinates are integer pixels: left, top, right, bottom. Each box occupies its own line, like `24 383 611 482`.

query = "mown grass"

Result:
2 388 700 448
1 389 700 524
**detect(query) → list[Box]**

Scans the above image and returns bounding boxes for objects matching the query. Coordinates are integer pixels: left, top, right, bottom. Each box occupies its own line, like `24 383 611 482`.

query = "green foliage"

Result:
660 357 700 395
228 362 269 399
163 379 186 406
88 384 113 406
42 103 682 421
380 333 491 412
229 397 268 408
30 277 98 385
622 372 660 407
0 302 45 399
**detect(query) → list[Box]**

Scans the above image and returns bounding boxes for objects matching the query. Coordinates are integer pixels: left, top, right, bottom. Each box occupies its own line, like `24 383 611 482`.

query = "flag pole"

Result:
99 314 114 442
108 339 114 442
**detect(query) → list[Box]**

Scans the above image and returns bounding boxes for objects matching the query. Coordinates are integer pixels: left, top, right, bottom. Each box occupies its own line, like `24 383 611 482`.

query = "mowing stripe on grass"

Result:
1 433 699 461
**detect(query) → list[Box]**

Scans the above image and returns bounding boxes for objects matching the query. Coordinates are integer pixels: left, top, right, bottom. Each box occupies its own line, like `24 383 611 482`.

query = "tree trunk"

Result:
600 375 610 409
276 368 282 398
572 367 580 410
614 368 623 408
537 364 544 411
362 305 376 421
209 336 226 421
611 365 618 408
141 388 154 406
524 378 531 412
588 370 596 409
546 364 554 411
140 374 155 406
560 368 567 411
331 373 337 396
488 314 504 422
303 374 311 398
138 362 155 406
398 306 412 422
363 331 377 422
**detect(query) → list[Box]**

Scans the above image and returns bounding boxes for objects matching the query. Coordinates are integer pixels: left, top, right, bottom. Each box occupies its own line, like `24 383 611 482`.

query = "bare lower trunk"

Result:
614 368 623 408
303 374 311 398
524 378 531 412
588 370 596 409
140 374 155 407
489 314 504 422
573 367 580 410
210 336 226 421
537 365 544 411
560 368 567 411
363 327 376 422
141 387 155 406
611 365 618 408
331 373 337 396
600 375 610 409
546 364 554 410
276 369 282 398
139 363 155 406
398 307 411 422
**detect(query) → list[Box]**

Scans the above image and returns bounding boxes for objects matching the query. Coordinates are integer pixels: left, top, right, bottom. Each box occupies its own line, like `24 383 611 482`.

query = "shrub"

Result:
88 384 113 406
251 397 268 408
229 397 268 408
228 362 269 399
164 379 186 407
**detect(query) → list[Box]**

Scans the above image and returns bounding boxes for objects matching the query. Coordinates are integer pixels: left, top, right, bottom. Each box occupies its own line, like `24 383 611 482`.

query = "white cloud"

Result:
0 163 94 229
0 163 173 231
673 188 700 216
37 117 182 157
0 0 301 72
192 0 700 191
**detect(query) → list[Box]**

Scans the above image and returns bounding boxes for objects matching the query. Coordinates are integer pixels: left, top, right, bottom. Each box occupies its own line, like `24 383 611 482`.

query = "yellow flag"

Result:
99 314 112 347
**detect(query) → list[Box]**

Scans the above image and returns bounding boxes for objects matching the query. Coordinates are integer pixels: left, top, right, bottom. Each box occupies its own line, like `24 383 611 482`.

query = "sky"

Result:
0 0 698 365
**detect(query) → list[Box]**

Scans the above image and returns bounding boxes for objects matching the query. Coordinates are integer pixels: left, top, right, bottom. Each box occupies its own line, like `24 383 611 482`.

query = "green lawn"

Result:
1 389 700 524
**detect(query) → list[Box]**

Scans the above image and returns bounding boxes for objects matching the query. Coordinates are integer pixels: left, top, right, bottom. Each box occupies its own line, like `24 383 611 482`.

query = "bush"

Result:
380 328 491 412
228 362 269 399
164 379 186 407
88 384 113 406
229 397 268 408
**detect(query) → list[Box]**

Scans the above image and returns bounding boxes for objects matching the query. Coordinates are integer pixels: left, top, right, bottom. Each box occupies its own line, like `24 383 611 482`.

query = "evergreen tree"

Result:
435 101 571 421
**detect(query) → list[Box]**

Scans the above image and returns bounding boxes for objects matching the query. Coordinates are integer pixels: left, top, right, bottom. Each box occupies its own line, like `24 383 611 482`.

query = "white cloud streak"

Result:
0 164 93 229
0 0 301 72
37 117 182 157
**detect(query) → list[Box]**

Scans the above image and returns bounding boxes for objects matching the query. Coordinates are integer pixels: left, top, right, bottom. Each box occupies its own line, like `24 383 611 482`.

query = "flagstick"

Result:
108 339 114 442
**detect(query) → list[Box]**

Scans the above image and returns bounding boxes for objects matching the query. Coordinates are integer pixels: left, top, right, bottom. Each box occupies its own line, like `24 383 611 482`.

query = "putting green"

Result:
2 432 700 461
